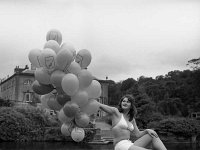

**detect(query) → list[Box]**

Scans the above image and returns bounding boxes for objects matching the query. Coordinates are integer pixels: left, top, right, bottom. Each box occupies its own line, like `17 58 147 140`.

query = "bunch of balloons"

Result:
28 29 101 142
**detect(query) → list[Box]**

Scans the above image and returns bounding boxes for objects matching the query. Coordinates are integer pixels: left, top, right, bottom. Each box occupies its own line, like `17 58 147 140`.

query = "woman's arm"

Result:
98 102 118 116
131 118 147 138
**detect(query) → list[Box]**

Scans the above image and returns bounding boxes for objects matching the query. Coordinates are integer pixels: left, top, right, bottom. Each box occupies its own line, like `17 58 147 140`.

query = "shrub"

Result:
0 107 32 141
0 106 60 142
147 117 200 137
137 112 164 129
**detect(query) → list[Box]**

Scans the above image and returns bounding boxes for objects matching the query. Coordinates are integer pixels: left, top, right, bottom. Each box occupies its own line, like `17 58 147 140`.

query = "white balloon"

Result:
86 80 102 99
64 61 81 76
28 48 42 68
56 49 73 71
81 99 100 115
40 94 50 109
34 68 51 85
40 48 57 71
71 90 88 108
58 109 73 123
46 29 62 45
60 42 76 60
61 122 74 136
61 73 79 96
71 127 85 142
50 70 65 87
44 40 60 53
75 49 92 69
78 69 93 89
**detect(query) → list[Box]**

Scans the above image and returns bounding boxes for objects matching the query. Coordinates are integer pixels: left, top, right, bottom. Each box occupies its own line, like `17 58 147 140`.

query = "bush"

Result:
82 128 97 142
147 117 200 137
137 112 164 129
0 107 33 141
0 106 59 142
14 105 60 127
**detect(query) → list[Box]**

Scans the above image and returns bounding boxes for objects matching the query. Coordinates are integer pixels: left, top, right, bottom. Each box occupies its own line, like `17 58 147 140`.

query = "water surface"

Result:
0 142 199 150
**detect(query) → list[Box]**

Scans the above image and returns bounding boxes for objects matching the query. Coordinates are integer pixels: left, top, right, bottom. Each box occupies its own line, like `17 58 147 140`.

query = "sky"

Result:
0 0 200 82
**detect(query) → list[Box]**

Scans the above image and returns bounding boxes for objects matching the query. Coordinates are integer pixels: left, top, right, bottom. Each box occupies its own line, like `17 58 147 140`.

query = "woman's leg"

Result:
133 134 167 150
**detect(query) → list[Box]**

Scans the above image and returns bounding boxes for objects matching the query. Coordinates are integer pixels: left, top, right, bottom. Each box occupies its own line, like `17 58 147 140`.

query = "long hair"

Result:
117 94 137 121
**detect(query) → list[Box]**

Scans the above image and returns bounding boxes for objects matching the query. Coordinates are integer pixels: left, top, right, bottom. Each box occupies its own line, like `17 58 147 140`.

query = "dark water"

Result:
0 142 200 150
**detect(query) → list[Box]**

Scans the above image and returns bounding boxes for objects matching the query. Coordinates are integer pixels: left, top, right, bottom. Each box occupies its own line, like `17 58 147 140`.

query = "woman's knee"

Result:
146 129 159 139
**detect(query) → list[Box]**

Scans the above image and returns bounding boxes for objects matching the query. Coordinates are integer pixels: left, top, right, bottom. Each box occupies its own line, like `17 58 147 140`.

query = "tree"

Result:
157 98 184 116
120 78 136 93
108 80 122 105
187 57 200 70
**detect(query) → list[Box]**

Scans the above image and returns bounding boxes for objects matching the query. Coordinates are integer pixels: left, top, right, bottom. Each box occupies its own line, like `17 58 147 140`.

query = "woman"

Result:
98 94 167 150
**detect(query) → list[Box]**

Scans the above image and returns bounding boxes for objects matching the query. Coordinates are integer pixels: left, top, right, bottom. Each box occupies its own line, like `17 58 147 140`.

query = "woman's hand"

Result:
146 129 158 138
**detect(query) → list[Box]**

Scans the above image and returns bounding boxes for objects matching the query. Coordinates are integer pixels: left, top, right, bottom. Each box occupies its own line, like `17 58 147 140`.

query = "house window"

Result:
25 93 31 102
24 79 32 85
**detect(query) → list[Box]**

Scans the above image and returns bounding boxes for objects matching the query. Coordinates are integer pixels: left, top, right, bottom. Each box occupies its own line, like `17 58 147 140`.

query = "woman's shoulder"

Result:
112 107 121 117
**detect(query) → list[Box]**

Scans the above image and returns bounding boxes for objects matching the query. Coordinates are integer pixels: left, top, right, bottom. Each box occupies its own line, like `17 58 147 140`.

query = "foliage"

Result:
120 78 137 92
82 128 97 142
44 127 68 141
187 57 200 70
108 68 200 123
0 106 59 142
147 117 200 137
0 98 14 107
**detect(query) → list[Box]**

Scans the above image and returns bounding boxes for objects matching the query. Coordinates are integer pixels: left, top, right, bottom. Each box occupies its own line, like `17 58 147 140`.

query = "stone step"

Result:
102 137 113 141
88 138 111 144
100 129 113 138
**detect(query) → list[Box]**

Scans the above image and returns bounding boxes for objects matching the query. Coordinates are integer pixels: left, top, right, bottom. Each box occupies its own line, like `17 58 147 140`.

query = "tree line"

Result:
108 68 200 118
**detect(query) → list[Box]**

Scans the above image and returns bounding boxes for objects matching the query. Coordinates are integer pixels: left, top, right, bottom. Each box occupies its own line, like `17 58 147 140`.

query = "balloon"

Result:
85 80 102 99
34 68 51 85
61 122 74 136
47 93 63 111
61 73 79 96
50 70 65 87
56 49 74 71
28 48 42 68
56 94 71 106
71 127 85 142
60 42 76 60
32 80 54 95
71 90 88 108
40 48 57 71
40 94 51 109
75 112 90 128
64 61 81 76
75 49 92 69
78 69 93 89
44 40 60 54
46 29 62 45
58 109 73 123
63 101 80 118
81 99 100 115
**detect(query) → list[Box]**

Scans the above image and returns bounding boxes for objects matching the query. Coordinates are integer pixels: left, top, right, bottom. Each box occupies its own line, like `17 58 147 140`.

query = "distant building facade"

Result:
0 65 109 117
0 65 35 104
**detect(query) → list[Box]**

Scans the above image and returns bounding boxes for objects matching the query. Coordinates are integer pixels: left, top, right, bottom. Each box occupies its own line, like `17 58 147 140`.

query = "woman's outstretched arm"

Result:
98 102 119 116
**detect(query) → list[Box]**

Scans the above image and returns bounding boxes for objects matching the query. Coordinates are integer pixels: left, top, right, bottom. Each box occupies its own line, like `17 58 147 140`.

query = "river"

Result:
0 142 199 150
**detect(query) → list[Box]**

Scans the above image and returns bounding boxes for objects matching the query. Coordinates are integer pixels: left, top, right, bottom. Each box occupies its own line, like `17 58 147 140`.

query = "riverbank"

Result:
95 121 200 144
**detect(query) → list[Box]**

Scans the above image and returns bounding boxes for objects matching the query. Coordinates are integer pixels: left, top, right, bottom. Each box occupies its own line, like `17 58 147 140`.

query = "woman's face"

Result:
121 97 131 111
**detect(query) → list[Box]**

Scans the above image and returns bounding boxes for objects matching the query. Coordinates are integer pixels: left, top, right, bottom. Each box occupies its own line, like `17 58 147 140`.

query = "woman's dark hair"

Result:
117 94 137 121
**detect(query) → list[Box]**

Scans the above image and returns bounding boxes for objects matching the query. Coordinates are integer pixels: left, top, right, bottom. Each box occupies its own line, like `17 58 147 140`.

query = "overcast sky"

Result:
0 0 200 82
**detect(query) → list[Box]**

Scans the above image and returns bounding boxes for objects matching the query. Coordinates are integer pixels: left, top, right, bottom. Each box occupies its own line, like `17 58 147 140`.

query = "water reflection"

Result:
0 142 113 150
0 142 199 150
